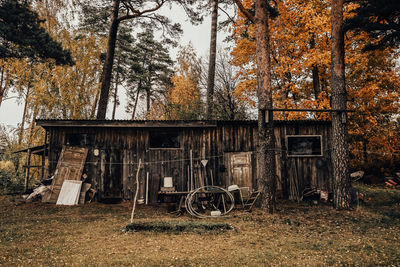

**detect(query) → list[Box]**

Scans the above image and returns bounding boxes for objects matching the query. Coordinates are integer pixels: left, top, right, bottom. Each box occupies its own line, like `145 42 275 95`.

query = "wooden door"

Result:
227 152 253 191
44 146 88 203
100 149 123 199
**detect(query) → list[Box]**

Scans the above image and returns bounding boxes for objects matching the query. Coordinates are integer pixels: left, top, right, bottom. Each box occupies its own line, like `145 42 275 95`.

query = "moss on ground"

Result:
125 221 234 233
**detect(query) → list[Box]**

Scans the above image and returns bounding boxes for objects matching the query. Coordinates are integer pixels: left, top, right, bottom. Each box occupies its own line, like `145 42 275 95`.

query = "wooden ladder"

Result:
243 191 260 211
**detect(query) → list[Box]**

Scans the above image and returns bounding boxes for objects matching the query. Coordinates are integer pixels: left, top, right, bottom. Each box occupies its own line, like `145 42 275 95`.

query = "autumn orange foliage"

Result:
0 2 105 149
231 0 400 169
160 45 202 120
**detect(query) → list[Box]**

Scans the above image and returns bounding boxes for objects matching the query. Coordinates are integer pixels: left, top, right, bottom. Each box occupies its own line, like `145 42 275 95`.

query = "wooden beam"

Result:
42 130 47 179
23 165 42 168
24 148 31 192
263 108 354 112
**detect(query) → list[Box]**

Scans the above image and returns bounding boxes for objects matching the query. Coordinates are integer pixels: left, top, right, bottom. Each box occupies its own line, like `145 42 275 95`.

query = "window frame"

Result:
286 135 323 157
65 133 94 147
148 129 182 150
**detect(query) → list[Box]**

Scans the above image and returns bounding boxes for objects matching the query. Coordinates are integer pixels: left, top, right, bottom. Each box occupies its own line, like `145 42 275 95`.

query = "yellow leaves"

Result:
163 45 202 120
343 2 360 20
146 101 168 120
231 0 399 167
236 0 253 18
231 39 256 66
170 75 200 106
170 45 201 108
168 74 201 120
234 79 257 107
231 0 399 134
0 161 15 173
6 30 104 120
231 0 336 111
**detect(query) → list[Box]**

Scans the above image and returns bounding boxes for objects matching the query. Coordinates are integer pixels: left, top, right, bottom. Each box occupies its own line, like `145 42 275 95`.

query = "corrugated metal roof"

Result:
36 118 331 128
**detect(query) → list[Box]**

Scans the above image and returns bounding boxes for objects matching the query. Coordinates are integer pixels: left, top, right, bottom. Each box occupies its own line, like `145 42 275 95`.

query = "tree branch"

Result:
232 0 255 24
118 0 165 22
218 6 235 23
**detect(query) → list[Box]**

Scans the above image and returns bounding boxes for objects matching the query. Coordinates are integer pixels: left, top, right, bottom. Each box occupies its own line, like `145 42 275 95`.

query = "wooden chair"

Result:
228 185 260 211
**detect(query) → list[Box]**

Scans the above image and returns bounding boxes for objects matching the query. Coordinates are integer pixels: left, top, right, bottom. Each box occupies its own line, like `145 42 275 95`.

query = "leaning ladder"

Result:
243 191 261 211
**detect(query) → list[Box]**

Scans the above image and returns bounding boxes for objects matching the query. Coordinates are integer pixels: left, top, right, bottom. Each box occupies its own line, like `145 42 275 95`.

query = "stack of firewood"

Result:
385 173 400 189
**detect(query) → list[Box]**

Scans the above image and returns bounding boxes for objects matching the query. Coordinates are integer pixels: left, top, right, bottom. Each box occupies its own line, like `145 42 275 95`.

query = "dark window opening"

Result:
149 130 180 149
66 133 94 147
287 135 322 157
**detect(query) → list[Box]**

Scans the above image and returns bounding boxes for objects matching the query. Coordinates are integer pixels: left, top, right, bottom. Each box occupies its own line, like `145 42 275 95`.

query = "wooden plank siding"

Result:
40 120 332 202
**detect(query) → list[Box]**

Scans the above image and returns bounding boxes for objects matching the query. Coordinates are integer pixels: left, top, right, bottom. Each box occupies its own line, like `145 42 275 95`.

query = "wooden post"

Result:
145 172 149 205
130 159 142 223
42 130 47 180
187 165 190 191
48 132 53 176
190 149 194 191
264 109 273 124
24 148 31 192
340 111 347 124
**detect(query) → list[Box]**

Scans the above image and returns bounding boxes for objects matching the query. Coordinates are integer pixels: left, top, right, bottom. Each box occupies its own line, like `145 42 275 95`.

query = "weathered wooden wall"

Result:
44 120 332 202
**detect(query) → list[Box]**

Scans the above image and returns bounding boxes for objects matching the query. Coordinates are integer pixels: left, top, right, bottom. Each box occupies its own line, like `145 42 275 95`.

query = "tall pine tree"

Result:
126 30 173 119
0 0 72 65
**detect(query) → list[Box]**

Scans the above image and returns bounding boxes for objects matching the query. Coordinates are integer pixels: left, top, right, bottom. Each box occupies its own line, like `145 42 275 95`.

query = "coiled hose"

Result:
185 186 235 218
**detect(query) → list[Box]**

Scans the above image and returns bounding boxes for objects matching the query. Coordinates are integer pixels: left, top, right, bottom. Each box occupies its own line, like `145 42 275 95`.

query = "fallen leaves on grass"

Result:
0 184 399 266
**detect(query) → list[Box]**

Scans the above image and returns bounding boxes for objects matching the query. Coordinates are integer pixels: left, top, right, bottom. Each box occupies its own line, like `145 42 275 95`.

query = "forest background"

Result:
0 0 399 194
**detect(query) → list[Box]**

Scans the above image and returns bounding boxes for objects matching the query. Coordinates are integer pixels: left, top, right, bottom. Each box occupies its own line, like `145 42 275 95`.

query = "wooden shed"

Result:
36 119 333 202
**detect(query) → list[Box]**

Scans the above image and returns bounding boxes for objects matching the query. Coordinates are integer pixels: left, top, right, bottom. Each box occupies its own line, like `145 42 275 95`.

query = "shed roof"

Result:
36 119 331 129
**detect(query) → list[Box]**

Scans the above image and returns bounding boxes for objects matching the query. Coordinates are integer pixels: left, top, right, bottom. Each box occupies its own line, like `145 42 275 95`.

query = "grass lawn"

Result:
0 183 399 266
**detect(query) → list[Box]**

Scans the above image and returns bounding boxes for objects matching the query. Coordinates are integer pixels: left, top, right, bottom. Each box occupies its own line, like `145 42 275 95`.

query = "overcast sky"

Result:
0 5 233 128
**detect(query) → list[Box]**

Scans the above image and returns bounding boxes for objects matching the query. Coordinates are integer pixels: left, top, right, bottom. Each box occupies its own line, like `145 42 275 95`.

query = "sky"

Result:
0 4 233 128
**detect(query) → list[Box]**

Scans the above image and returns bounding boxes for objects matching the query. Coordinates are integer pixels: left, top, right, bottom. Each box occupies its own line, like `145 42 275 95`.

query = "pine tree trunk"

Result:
0 64 12 108
131 86 141 120
27 106 38 144
112 56 121 120
309 35 321 99
90 84 100 119
255 0 276 213
206 0 218 119
0 66 6 108
18 85 30 145
146 88 151 113
312 65 321 99
0 90 3 108
96 0 120 120
112 84 118 120
331 0 351 210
